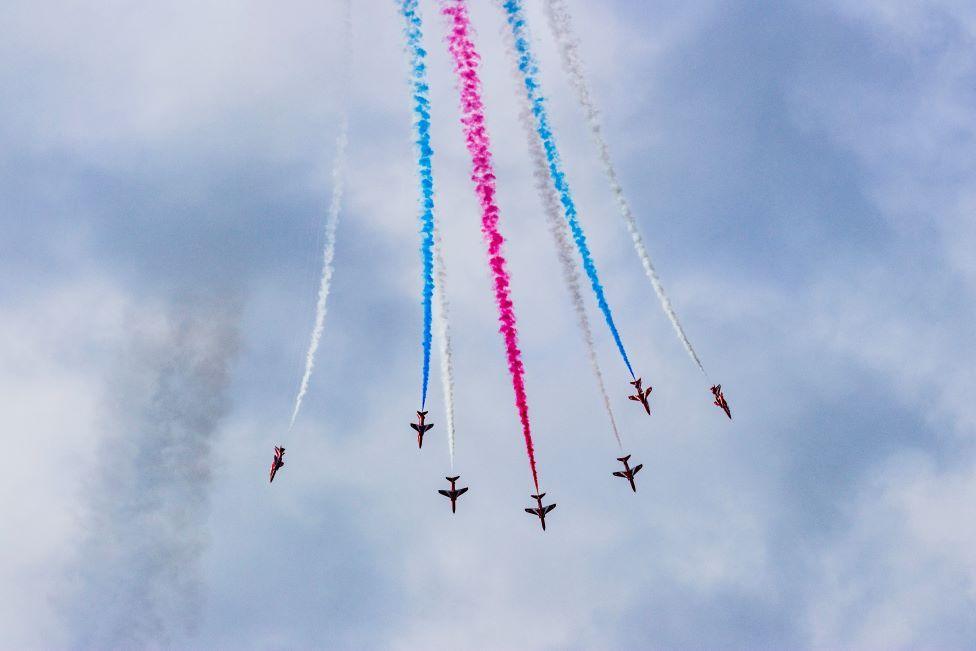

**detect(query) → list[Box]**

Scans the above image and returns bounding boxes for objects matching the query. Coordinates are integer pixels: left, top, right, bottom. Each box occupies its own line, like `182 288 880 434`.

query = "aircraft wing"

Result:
525 508 539 515
438 489 450 497
612 471 626 478
456 487 468 496
543 504 556 514
632 464 643 475
628 395 640 402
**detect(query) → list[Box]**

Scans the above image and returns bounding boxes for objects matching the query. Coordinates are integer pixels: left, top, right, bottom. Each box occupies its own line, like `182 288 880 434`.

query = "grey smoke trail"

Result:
289 115 348 429
504 25 622 448
543 0 707 376
71 302 239 650
529 117 622 448
432 225 457 468
289 0 352 429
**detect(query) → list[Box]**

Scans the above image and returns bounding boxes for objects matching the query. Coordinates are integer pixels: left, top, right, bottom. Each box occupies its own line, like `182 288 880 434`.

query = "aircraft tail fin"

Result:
617 454 631 463
417 410 428 418
531 493 546 500
446 475 460 482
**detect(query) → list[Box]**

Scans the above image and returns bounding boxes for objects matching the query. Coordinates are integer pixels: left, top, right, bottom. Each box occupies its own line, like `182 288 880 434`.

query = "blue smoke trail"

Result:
501 0 635 379
400 0 436 407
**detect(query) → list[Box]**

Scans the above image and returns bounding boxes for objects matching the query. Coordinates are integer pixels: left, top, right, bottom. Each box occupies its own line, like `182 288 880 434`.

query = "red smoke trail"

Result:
442 0 539 491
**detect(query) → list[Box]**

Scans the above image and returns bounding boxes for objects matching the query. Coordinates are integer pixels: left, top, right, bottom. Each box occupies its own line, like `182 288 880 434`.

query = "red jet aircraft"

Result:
269 446 285 483
612 454 643 492
711 384 732 420
410 410 434 448
628 378 653 415
438 475 469 513
525 493 557 531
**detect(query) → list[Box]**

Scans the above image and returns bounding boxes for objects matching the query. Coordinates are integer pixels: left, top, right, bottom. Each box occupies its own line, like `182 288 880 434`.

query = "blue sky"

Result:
2 0 974 649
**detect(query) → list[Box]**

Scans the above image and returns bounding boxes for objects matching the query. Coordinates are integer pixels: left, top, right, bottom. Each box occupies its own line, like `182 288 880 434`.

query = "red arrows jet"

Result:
438 475 469 513
525 493 557 531
269 446 285 483
628 378 653 415
612 454 643 492
410 410 434 448
711 384 732 420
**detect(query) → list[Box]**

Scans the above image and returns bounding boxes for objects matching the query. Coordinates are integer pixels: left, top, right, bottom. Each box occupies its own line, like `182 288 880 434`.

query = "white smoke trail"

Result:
543 0 708 377
288 0 352 430
503 23 622 448
289 116 348 430
432 225 457 468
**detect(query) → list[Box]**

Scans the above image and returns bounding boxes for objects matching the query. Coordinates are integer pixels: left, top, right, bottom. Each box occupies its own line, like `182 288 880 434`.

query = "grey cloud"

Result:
67 299 239 649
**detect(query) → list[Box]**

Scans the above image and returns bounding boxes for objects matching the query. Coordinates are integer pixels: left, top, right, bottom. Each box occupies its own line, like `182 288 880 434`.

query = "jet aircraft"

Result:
612 454 643 492
711 384 732 420
410 410 434 448
628 378 653 415
437 475 469 513
525 493 557 531
269 446 285 483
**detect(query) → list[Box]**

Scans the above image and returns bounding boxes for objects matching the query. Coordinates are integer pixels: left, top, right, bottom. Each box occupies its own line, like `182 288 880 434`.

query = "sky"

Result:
1 0 974 649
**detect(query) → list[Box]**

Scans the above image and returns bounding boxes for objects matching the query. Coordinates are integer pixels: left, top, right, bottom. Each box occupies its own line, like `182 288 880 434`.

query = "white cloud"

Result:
3 1 976 649
795 1 976 286
0 277 129 649
806 452 976 650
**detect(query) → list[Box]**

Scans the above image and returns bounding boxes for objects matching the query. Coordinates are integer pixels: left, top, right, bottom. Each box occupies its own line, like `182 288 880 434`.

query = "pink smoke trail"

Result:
442 0 539 491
